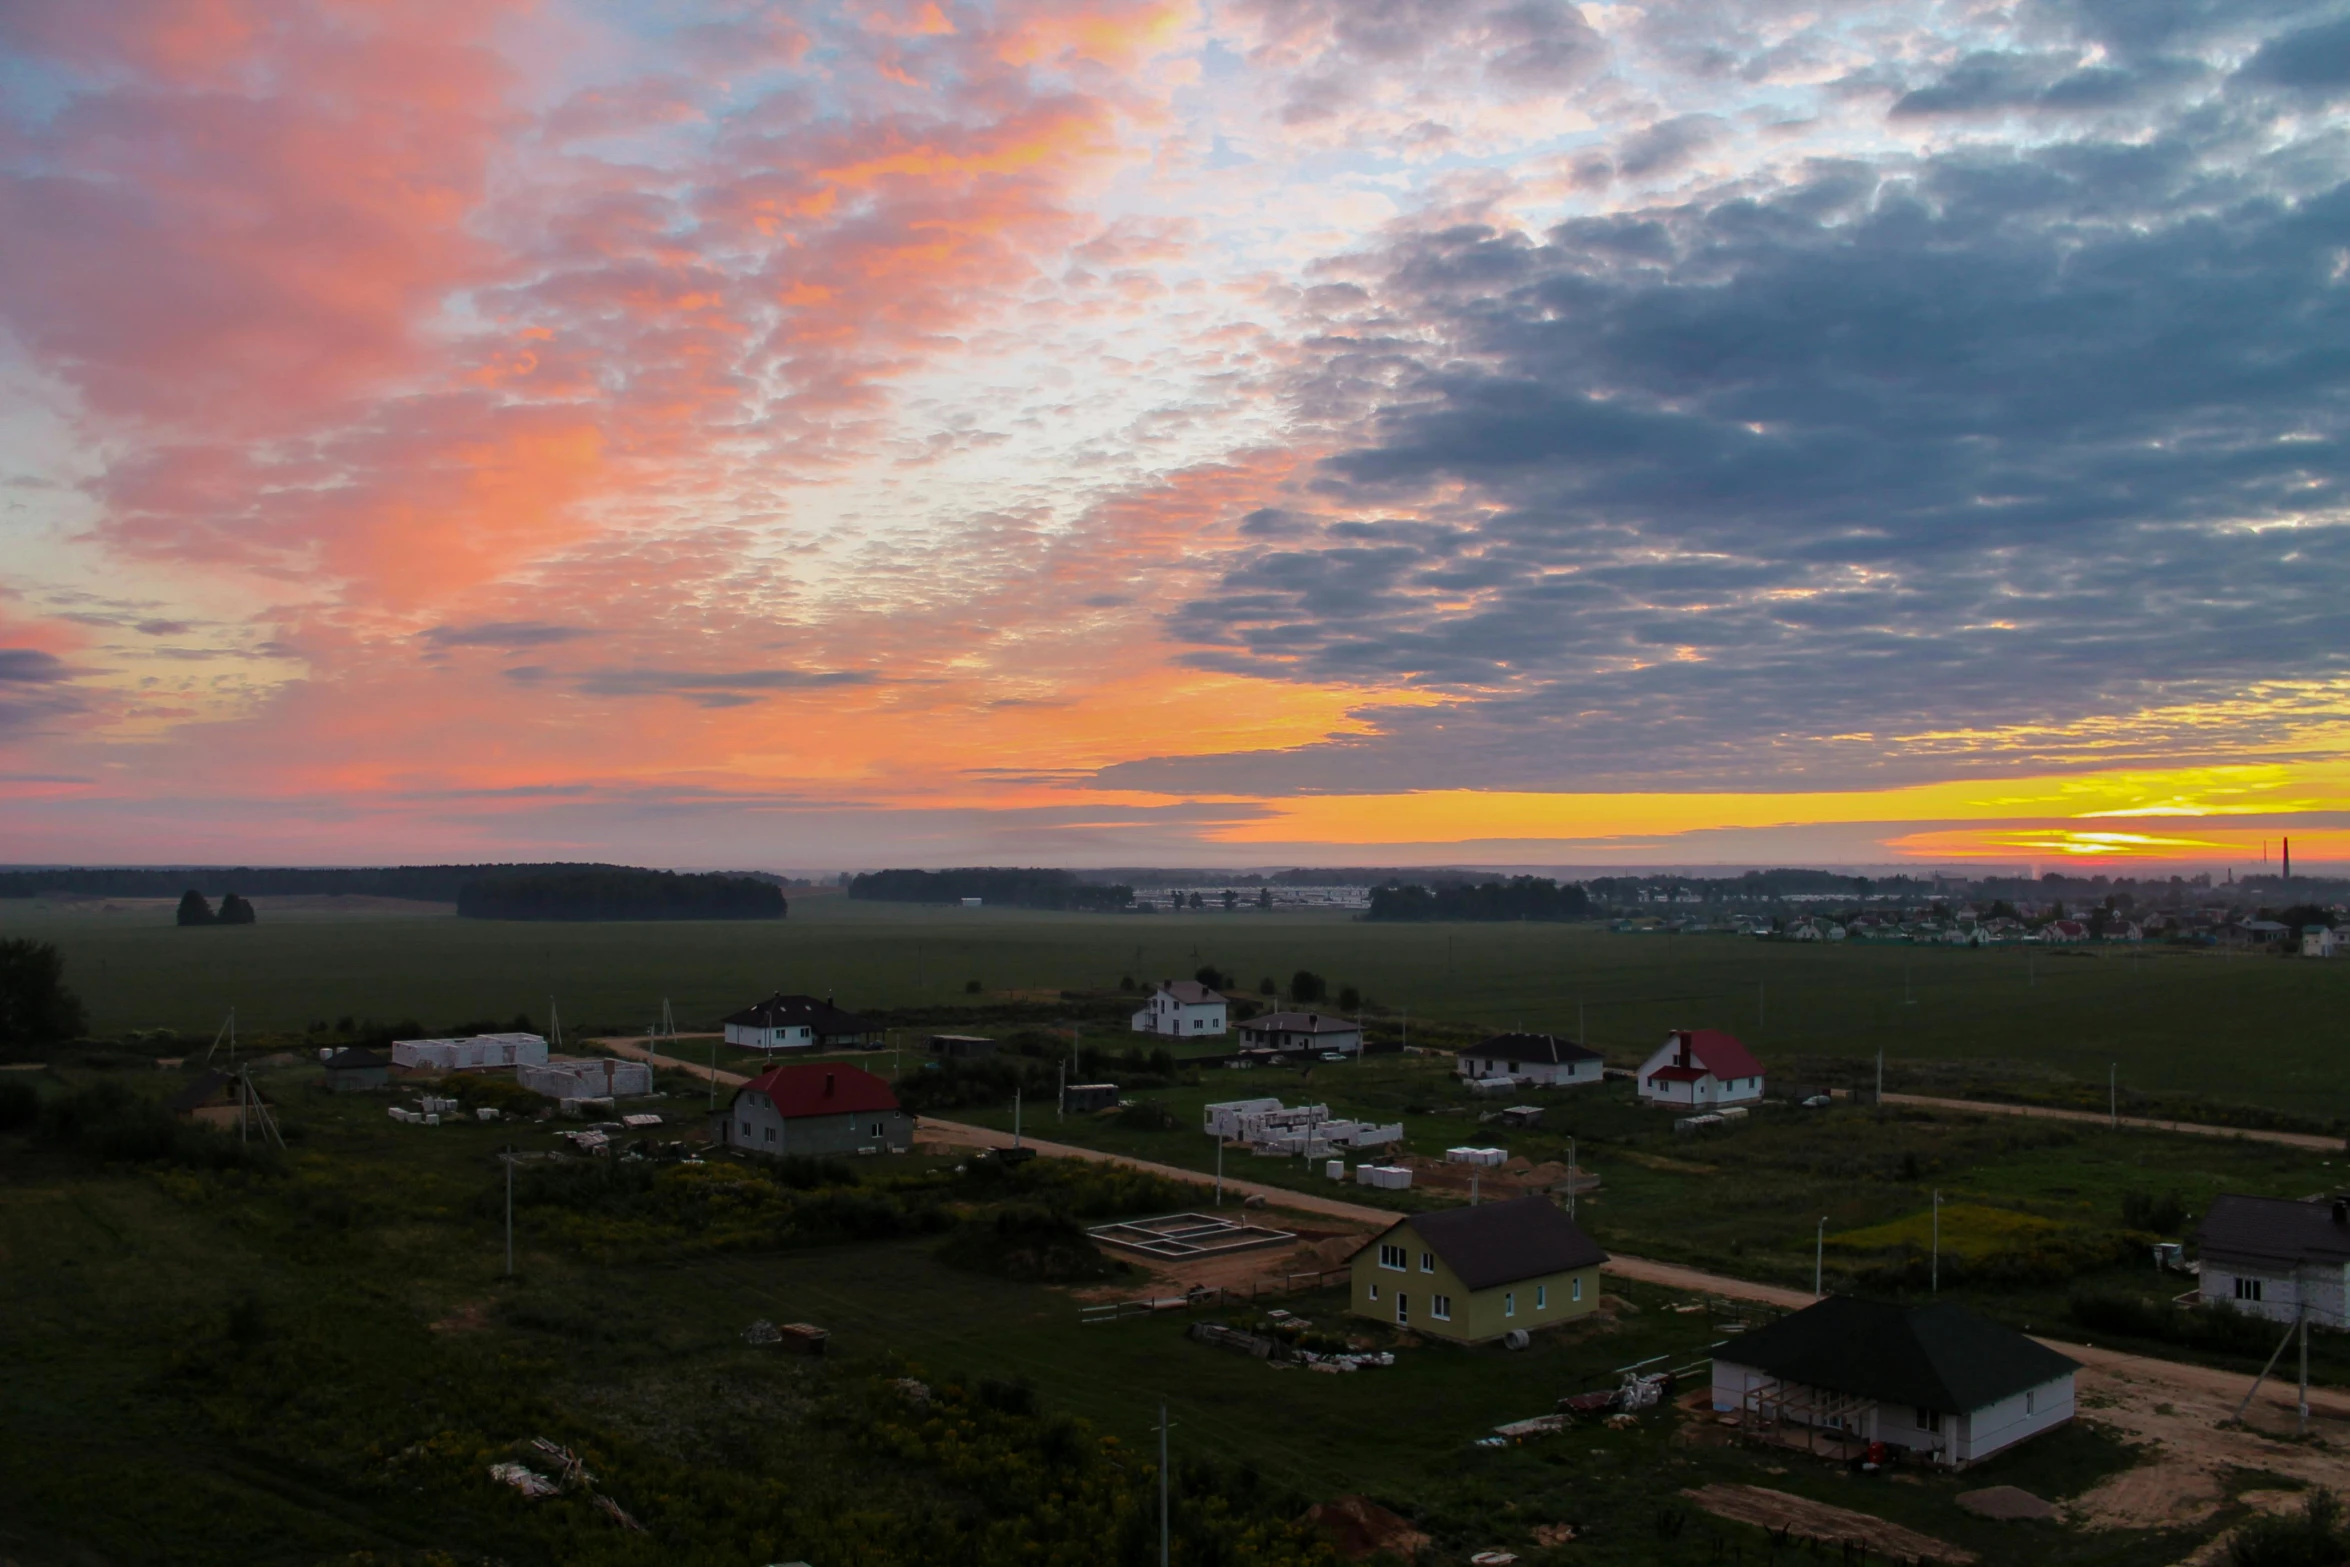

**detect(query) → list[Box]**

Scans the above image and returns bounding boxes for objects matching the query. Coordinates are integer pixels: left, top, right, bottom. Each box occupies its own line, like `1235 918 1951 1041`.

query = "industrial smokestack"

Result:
2284 837 2292 880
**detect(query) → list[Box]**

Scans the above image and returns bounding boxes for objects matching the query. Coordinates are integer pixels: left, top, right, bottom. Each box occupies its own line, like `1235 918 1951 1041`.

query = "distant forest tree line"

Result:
456 869 785 921
848 868 1133 912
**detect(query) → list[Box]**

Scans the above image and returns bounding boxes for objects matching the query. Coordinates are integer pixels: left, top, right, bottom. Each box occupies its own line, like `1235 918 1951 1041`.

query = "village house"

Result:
1350 1196 1607 1344
1237 1011 1364 1056
1130 980 1229 1037
1453 1033 1603 1089
1636 1029 1765 1109
713 1062 913 1157
2195 1193 2350 1330
2304 926 2340 959
169 1071 268 1130
721 993 881 1051
1713 1297 2078 1465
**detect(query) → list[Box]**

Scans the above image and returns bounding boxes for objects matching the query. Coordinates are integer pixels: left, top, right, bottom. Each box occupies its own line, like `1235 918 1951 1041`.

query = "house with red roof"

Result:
1636 1029 1765 1109
713 1062 911 1157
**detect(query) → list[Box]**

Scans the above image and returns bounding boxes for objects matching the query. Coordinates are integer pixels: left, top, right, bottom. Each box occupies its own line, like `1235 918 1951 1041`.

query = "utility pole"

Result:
1931 1189 1941 1294
1567 1137 1577 1220
1875 1049 1883 1100
1816 1216 1827 1299
708 1031 718 1111
1157 1402 1173 1567
1758 983 1765 1032
550 996 563 1053
1058 1053 1067 1122
2110 1064 2118 1129
504 1148 515 1276
2299 1303 2311 1436
1215 1134 1224 1207
1012 1086 1022 1151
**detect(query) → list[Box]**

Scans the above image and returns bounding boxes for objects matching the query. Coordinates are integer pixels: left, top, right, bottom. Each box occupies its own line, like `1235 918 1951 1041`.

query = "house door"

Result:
1395 1293 1408 1325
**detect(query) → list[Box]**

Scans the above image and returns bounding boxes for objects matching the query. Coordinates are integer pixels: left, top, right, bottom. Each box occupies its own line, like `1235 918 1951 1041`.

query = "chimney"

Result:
2283 838 2292 881
824 1072 835 1098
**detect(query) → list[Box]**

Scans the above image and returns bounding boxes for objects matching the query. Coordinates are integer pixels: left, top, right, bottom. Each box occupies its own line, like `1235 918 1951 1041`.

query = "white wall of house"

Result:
1955 1376 2075 1462
725 1021 816 1049
1638 1070 1764 1107
2201 1261 2350 1330
1455 1055 1602 1087
1130 990 1228 1036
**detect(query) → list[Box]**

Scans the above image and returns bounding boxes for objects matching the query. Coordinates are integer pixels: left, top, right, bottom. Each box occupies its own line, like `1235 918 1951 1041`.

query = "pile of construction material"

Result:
1446 1146 1508 1167
1356 1163 1412 1190
520 1055 653 1101
391 1032 549 1072
1204 1098 1402 1157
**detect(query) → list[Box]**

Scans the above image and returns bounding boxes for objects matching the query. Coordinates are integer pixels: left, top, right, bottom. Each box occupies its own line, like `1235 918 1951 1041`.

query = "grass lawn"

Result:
9 893 2350 1123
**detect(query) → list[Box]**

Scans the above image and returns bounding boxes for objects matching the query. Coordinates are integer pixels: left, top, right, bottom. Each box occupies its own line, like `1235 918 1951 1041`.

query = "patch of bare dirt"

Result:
2066 1458 2223 1529
1682 1484 1975 1564
431 1302 491 1334
1302 1496 1430 1561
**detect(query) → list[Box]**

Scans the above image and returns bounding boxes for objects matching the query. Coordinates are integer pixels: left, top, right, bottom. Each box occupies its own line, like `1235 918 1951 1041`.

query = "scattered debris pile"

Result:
1301 1496 1431 1562
485 1439 644 1532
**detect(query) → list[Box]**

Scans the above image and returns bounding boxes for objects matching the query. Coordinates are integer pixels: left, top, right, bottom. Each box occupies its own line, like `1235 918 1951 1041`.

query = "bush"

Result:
35 1081 277 1171
935 1205 1127 1282
0 1077 36 1131
2122 1189 2189 1234
1116 1100 1178 1131
1291 971 1327 1005
2069 1289 2283 1358
2231 1490 2348 1567
0 938 89 1045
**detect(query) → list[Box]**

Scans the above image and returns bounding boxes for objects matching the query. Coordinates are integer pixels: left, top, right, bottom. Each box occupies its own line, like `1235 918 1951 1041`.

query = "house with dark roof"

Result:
1131 980 1228 1037
1637 1029 1765 1108
1454 1033 1603 1089
713 1062 911 1156
1237 1010 1363 1056
170 1071 269 1131
1712 1297 2077 1465
720 993 880 1052
2196 1193 2350 1330
1349 1197 1607 1344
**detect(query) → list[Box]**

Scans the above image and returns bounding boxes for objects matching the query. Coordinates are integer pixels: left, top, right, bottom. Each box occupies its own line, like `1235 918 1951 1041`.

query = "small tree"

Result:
1337 986 1361 1013
1221 889 1238 911
1291 970 1327 1005
216 893 257 925
175 890 215 926
0 939 89 1044
1193 965 1228 990
1257 888 1272 909
1257 976 1276 995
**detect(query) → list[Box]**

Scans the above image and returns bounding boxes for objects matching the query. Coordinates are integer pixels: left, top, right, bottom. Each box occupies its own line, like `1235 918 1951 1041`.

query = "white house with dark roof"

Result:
1637 1028 1765 1108
1454 1032 1603 1088
2196 1193 2350 1330
721 993 880 1051
1237 1011 1363 1056
1131 980 1228 1037
1712 1296 2077 1465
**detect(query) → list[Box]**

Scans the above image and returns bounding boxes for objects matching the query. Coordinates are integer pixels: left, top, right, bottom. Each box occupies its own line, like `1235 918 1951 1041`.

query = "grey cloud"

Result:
577 666 877 708
0 649 72 683
425 620 591 649
1122 92 2350 795
2239 15 2350 90
1613 114 1725 178
1892 50 2208 117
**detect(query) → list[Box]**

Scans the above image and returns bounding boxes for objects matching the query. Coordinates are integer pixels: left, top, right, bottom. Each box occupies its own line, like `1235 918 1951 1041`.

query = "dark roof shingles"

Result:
1716 1297 2076 1414
2197 1194 2350 1268
1398 1197 1608 1291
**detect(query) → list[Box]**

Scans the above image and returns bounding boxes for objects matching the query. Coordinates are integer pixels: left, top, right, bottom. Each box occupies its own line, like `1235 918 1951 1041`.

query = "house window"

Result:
871 1121 883 1136
2235 1276 2265 1302
1379 1244 1407 1271
1916 1408 1943 1433
763 1126 776 1142
1504 1292 1516 1318
1536 1285 1547 1310
1396 1293 1409 1325
1420 1251 1435 1273
1431 1295 1452 1321
1571 1277 1582 1303
740 1121 752 1138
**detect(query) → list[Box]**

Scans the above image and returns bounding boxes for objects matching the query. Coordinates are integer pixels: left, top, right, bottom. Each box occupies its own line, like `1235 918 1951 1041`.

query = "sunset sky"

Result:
4 0 2348 872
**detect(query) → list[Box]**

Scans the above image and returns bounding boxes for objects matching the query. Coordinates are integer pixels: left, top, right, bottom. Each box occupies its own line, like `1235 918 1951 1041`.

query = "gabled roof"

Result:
1387 1197 1608 1291
1715 1297 2076 1414
1458 1033 1601 1065
1664 1028 1764 1080
1154 980 1223 1005
1241 1011 1359 1035
2197 1193 2350 1269
722 992 876 1033
322 1048 388 1071
735 1062 901 1120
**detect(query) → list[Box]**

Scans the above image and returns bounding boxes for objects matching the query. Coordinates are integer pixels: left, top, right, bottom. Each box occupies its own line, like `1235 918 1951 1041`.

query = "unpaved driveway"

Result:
1684 1484 1975 1563
1880 1093 2342 1153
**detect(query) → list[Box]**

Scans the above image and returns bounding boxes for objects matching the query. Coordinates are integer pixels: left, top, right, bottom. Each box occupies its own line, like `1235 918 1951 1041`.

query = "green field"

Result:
0 1064 2226 1567
11 892 2350 1121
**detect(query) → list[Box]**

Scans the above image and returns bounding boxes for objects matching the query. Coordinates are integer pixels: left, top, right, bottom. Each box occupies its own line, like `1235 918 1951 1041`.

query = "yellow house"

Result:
1349 1196 1608 1344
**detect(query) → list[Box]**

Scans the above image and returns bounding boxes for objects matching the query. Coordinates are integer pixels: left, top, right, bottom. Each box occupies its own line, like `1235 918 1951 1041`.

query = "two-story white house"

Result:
1637 1028 1765 1108
2196 1193 2350 1330
1131 980 1228 1037
1453 1033 1604 1088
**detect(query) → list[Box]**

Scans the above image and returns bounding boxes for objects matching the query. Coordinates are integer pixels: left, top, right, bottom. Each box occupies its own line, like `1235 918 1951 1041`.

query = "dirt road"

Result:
1880 1093 2343 1153
598 1035 746 1087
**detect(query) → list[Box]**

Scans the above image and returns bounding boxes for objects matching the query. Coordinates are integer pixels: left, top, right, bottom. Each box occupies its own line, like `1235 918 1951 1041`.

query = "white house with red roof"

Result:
1637 1029 1766 1108
714 1062 911 1157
